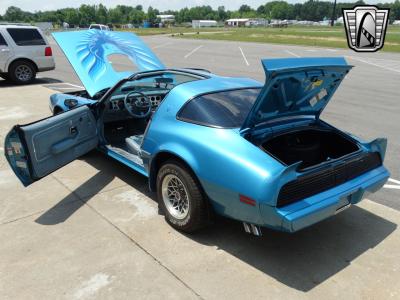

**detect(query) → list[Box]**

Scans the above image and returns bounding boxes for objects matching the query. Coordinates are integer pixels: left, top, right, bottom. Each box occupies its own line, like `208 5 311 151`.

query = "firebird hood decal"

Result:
52 30 165 97
241 57 352 130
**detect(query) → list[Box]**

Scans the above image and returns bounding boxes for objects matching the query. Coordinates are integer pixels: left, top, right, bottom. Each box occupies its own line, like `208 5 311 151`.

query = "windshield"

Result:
106 71 205 100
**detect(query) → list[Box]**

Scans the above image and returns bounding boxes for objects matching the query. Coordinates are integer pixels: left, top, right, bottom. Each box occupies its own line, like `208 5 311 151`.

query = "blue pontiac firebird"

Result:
4 30 389 235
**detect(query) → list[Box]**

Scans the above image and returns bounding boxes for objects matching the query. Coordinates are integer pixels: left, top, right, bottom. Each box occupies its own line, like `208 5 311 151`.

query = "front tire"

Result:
9 61 36 84
157 160 209 233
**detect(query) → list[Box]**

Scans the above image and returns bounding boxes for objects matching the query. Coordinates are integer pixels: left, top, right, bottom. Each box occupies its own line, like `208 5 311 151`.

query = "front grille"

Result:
277 152 382 208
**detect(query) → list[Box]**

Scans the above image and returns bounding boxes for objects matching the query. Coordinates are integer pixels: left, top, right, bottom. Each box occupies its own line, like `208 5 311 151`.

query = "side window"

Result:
6 28 46 46
0 33 7 46
178 88 261 128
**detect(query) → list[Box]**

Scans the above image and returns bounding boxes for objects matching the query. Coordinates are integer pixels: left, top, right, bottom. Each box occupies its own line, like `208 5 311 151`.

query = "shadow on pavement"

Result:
0 77 63 87
35 151 148 225
35 151 397 292
190 206 396 291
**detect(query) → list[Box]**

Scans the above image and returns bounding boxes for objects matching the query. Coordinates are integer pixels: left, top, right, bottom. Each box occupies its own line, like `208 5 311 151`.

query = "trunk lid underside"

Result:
241 57 352 131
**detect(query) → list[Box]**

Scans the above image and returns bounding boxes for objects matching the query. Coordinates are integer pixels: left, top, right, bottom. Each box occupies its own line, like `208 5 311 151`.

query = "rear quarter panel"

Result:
143 81 285 224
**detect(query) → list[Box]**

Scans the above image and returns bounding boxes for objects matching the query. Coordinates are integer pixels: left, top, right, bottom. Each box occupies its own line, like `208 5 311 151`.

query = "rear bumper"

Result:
264 166 389 232
35 56 55 72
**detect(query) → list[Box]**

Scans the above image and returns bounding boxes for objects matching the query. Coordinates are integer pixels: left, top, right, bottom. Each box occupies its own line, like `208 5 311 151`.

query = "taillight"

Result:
45 47 52 56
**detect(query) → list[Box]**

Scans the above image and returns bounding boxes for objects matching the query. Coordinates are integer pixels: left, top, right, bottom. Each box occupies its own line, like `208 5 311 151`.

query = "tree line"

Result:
1 1 400 27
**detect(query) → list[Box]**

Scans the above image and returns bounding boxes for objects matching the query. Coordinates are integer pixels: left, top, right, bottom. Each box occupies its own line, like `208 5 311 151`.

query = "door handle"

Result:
70 126 78 135
1 48 10 52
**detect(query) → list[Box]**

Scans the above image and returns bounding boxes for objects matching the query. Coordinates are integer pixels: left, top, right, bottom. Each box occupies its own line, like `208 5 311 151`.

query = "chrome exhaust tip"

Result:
243 222 262 236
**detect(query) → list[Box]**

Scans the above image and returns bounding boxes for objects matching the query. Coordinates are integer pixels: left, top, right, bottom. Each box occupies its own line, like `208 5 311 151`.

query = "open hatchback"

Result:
240 57 388 209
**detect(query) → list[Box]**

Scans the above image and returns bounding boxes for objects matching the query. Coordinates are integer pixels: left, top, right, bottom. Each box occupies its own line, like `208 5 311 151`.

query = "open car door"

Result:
4 105 98 186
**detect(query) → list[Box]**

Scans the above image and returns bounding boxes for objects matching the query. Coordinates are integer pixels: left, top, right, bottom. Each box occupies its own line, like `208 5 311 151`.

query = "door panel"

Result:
4 105 98 186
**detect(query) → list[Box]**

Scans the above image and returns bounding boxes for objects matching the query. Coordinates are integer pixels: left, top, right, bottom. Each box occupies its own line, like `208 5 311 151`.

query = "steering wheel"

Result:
123 91 152 118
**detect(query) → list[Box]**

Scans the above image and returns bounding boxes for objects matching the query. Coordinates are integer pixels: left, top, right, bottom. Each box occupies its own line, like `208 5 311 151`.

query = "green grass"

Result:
119 27 224 36
154 25 400 52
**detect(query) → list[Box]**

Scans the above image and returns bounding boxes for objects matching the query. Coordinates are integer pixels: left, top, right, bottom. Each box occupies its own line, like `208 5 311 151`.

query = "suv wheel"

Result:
9 61 36 84
157 160 209 233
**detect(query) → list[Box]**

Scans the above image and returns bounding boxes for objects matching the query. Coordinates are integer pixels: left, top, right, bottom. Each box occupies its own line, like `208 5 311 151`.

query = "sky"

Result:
0 0 385 15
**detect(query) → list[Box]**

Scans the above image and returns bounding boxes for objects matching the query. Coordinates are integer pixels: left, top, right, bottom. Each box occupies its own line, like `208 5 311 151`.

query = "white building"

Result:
245 18 267 27
192 20 218 28
225 18 249 27
157 15 175 23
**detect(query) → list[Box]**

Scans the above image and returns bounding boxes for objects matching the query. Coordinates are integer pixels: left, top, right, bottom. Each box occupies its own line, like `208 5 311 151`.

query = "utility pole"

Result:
331 0 337 26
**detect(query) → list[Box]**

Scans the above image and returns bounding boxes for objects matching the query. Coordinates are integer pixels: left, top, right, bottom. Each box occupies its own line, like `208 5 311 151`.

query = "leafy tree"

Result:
64 8 80 26
1 1 399 25
4 6 26 22
96 4 108 24
239 5 252 14
130 9 145 25
147 6 158 23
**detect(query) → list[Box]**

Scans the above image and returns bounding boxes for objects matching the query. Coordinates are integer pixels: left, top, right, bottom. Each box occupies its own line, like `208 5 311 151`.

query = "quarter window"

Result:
178 88 261 128
6 28 46 46
0 33 7 46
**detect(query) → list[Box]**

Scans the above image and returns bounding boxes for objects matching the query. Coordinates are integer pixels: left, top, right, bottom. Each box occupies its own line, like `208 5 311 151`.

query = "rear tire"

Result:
9 61 36 84
157 160 209 233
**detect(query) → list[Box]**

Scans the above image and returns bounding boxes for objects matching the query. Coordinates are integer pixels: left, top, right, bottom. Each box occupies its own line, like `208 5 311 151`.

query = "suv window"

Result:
178 88 261 128
0 33 7 46
6 28 46 46
90 25 101 30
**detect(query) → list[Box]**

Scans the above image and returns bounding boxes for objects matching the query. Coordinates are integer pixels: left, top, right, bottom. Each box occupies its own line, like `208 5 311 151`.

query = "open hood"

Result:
241 57 352 131
52 30 165 97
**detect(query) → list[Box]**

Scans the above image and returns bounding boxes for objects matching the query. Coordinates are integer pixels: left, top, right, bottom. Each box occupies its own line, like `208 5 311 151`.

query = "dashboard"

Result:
109 93 164 111
108 90 167 111
104 90 168 123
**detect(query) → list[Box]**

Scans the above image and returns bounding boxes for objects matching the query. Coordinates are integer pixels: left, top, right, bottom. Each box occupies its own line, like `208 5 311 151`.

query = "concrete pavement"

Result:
0 82 400 299
1 36 400 299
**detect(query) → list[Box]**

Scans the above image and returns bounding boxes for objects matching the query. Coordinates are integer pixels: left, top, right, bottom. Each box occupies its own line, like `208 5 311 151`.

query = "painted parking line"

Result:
384 178 400 190
184 45 203 59
345 56 400 74
285 50 301 58
62 82 84 89
238 47 250 66
153 42 172 49
44 82 84 92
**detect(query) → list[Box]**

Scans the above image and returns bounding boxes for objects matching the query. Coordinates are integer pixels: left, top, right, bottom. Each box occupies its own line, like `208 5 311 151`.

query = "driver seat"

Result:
125 135 144 156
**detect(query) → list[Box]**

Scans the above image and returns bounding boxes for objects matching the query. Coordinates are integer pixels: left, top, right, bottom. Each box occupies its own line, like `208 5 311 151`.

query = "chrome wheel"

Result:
15 65 32 82
161 174 190 219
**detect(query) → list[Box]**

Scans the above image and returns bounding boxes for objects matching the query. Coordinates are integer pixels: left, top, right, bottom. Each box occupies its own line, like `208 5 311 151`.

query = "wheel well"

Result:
150 151 214 220
8 58 38 72
149 152 197 192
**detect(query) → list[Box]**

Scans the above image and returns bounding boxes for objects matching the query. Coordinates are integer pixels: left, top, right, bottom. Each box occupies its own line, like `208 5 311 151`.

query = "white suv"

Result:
89 24 110 31
0 24 55 84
